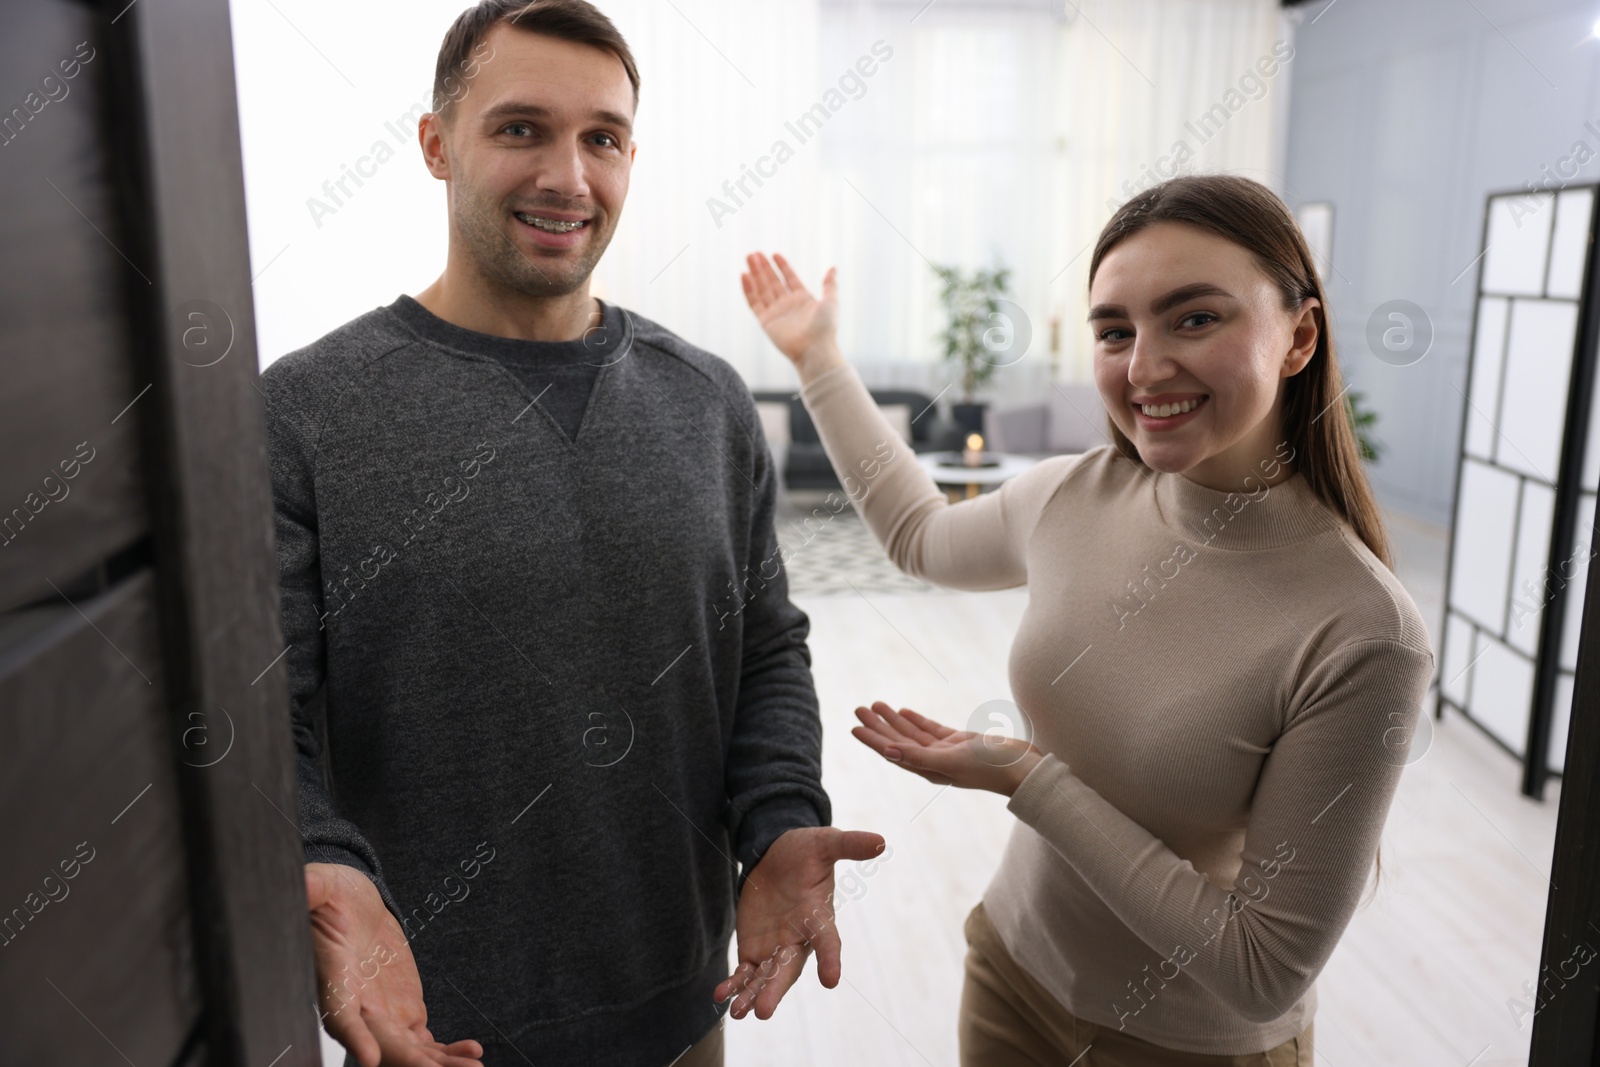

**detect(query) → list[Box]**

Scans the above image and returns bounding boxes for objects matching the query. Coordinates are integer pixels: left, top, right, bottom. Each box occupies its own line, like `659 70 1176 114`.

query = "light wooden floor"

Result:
314 508 1563 1066
717 506 1561 1067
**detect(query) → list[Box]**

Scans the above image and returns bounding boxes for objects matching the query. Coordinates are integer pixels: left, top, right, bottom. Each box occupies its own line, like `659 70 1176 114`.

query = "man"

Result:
263 3 884 1064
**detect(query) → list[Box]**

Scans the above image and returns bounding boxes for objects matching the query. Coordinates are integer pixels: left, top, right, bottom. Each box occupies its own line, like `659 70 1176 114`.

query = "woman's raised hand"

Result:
741 252 845 384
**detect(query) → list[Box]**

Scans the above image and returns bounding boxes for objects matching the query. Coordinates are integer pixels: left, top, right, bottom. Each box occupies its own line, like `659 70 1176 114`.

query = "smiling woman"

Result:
740 172 1434 1065
1089 176 1391 567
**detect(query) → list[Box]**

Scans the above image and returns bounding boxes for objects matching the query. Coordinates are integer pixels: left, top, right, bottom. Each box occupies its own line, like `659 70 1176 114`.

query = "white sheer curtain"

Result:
582 0 827 392
236 0 1292 395
1046 0 1296 386
597 0 1294 396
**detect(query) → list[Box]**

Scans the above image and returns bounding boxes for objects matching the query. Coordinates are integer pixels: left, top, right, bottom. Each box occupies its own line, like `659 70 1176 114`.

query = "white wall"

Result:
1282 0 1600 525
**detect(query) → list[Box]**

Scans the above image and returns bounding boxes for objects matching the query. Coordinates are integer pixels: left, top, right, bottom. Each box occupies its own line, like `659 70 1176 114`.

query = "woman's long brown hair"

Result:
1088 174 1394 901
1089 173 1392 570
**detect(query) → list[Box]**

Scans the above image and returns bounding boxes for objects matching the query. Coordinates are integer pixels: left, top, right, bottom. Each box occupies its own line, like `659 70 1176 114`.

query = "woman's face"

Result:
1088 221 1320 492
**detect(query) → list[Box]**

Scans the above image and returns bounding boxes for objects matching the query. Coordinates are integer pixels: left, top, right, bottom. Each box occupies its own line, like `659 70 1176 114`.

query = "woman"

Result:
733 175 1435 1066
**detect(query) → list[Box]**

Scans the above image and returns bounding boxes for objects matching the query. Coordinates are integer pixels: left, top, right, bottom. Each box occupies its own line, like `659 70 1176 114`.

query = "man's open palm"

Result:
305 863 484 1067
714 826 886 1021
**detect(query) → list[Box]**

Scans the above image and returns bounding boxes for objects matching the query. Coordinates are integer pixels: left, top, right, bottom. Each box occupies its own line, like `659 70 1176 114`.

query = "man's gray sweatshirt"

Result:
262 295 829 1066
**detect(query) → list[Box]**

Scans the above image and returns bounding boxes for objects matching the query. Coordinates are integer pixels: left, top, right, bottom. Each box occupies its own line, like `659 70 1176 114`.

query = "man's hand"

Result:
305 862 485 1067
851 701 1045 796
713 826 886 1020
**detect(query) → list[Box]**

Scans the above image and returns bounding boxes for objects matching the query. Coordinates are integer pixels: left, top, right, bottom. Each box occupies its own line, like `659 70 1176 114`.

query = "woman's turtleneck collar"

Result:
1149 460 1341 551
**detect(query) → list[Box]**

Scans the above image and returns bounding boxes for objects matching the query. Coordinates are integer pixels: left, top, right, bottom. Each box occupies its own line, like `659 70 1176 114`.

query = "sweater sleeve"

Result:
263 364 406 924
724 386 830 894
1007 637 1435 1024
798 362 1079 590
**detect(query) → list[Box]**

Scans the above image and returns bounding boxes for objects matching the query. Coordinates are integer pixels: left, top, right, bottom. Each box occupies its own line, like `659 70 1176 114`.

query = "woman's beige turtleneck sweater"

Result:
798 362 1435 1055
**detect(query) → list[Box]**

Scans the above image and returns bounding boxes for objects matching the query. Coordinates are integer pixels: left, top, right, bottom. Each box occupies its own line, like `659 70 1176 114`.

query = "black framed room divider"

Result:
1438 183 1600 801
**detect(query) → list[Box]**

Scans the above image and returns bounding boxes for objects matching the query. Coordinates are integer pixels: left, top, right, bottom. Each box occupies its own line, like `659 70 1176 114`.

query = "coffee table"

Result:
916 451 1038 500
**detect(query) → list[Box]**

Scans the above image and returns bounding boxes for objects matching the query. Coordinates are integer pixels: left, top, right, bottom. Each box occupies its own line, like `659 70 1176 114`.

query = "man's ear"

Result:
419 111 451 181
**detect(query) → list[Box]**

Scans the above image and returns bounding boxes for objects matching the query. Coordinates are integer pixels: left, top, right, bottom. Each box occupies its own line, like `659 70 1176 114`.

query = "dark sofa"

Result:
751 389 967 491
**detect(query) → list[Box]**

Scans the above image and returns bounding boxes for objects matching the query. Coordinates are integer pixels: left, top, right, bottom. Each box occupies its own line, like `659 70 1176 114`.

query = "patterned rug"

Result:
774 491 936 596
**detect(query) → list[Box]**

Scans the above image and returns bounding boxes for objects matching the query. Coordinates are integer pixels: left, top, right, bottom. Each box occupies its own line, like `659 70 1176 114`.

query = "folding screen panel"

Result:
1440 185 1598 797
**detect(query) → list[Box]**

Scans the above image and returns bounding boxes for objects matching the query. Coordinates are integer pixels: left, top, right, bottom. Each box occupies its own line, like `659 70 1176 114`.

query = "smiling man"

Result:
262 3 883 1066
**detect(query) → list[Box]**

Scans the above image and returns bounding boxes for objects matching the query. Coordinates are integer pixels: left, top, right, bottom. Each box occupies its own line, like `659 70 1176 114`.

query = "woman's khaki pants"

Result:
959 902 1312 1066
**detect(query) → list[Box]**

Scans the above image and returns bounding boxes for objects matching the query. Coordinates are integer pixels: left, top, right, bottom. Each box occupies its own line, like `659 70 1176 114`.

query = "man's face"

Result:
427 24 636 299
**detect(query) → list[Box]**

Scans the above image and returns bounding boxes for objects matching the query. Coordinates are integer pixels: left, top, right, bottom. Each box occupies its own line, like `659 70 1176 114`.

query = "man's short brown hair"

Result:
432 0 641 115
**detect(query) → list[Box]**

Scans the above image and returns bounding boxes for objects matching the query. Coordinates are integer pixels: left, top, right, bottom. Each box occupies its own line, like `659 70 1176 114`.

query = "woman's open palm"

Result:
741 252 838 366
851 701 1044 797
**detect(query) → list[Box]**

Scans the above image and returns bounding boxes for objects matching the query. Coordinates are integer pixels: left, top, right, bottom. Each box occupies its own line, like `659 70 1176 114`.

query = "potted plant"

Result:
933 260 1012 436
1346 389 1383 464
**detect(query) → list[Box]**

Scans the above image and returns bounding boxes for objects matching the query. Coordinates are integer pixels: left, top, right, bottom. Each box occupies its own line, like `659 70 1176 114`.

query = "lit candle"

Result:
963 432 984 467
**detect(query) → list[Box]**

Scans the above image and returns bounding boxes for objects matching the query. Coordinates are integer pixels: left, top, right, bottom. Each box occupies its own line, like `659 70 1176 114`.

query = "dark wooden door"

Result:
0 1 319 1064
